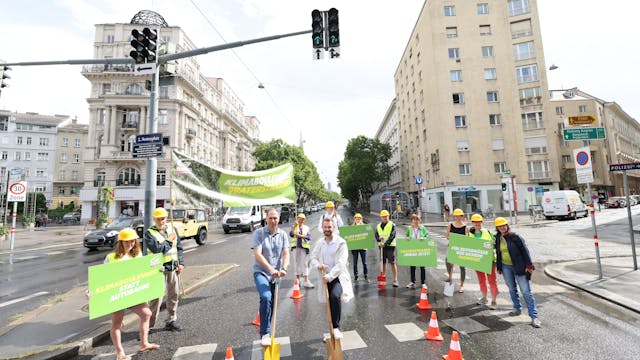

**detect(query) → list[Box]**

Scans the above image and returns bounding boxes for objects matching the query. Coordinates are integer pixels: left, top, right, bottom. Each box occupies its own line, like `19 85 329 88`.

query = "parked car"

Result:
541 190 588 220
278 206 291 224
632 195 640 206
607 196 627 208
297 207 304 215
304 206 312 215
310 205 318 212
63 212 81 223
83 217 144 250
222 205 263 234
169 209 209 245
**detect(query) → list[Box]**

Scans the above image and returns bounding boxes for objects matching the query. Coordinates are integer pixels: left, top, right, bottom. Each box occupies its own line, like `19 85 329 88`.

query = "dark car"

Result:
83 217 144 250
278 206 291 224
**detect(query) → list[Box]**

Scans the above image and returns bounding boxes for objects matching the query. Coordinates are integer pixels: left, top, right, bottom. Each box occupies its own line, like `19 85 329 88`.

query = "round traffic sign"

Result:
576 151 589 166
9 182 26 195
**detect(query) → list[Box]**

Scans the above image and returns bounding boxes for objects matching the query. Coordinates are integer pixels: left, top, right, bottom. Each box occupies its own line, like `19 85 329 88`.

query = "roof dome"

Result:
130 10 169 27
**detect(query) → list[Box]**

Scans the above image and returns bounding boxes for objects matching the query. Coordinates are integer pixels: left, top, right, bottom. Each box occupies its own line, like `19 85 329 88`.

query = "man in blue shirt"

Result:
252 208 290 346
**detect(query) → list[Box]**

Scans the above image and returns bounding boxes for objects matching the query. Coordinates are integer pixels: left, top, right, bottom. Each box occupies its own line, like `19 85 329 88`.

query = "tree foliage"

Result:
253 139 329 205
337 136 391 208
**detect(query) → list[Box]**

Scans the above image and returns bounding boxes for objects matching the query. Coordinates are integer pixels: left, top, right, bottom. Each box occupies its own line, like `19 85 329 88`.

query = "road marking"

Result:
15 255 39 262
0 291 49 309
45 251 65 256
442 316 490 334
385 323 425 342
172 343 217 360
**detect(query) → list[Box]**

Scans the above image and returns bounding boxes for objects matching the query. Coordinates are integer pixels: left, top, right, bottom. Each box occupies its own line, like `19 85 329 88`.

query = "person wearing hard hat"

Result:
144 207 185 332
318 201 344 236
405 213 428 289
445 208 468 293
289 213 314 288
351 213 369 283
91 228 159 359
375 209 399 287
468 214 499 309
494 217 541 328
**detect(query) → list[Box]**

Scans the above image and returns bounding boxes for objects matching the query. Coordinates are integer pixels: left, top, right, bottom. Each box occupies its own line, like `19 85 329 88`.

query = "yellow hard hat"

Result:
152 207 168 218
118 227 139 241
494 217 508 227
452 208 464 216
380 210 390 217
326 201 335 208
471 214 484 222
354 213 363 219
297 213 306 219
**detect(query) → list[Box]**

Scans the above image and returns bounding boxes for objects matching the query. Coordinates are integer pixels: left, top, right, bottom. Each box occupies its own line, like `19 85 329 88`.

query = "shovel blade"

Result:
326 338 344 360
264 342 280 360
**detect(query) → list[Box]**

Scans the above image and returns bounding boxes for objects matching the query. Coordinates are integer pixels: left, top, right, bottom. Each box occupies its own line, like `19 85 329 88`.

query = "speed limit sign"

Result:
8 181 27 202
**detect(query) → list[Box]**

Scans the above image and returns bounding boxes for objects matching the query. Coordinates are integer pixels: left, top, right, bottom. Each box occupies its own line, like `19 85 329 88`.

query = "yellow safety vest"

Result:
290 224 310 250
148 226 177 264
106 252 139 263
377 221 396 247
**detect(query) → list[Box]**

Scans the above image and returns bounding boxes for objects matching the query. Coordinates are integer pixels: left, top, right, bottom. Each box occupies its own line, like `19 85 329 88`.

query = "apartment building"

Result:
78 11 259 221
374 99 401 190
394 0 558 215
52 118 88 209
551 88 640 197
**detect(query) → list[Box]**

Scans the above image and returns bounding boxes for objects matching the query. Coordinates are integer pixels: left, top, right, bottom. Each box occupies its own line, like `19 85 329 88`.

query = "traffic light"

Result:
130 28 157 64
327 8 340 47
502 183 507 191
311 9 324 49
395 191 400 199
0 63 10 93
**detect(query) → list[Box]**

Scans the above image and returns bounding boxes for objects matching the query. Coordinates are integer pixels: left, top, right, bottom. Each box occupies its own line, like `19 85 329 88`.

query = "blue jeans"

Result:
501 264 538 319
351 250 368 279
254 272 275 336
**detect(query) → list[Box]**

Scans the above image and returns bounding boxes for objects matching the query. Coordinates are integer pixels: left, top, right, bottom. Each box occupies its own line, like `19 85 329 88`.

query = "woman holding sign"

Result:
351 213 369 283
445 209 468 293
405 213 428 289
468 214 499 309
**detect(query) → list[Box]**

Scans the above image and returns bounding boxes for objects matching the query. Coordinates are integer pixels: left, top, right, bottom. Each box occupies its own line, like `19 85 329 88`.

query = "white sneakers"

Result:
323 328 344 342
303 280 315 288
261 334 271 346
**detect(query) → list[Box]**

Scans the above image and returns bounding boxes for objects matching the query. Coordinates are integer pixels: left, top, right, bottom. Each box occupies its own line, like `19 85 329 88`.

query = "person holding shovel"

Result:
310 217 354 342
252 208 290 346
375 210 399 287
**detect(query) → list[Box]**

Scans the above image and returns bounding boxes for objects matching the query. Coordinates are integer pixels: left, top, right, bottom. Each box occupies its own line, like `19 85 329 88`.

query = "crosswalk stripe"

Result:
385 323 425 342
172 343 217 360
251 337 291 360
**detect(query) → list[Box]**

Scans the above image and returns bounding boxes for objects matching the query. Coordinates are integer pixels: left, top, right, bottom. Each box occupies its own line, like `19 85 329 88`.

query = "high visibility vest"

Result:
148 226 177 264
290 224 310 250
377 221 396 247
106 252 139 263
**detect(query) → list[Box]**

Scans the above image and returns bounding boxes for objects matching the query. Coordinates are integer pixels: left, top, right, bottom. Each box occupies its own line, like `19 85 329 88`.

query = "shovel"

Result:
323 272 344 360
264 276 281 360
377 246 386 290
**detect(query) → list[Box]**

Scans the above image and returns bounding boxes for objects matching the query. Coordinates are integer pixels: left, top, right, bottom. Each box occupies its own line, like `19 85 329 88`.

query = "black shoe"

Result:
165 321 183 332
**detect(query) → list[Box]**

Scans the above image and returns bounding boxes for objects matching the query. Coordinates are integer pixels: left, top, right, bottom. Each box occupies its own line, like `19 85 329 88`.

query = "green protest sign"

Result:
396 236 438 267
446 233 493 273
88 254 164 319
340 224 375 250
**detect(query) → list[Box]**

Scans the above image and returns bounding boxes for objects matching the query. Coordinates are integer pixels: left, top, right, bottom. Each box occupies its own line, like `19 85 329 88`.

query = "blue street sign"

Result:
415 176 423 185
135 132 163 144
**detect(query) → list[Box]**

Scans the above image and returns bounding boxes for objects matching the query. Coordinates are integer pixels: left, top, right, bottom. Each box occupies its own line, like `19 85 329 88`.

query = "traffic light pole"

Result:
143 46 160 229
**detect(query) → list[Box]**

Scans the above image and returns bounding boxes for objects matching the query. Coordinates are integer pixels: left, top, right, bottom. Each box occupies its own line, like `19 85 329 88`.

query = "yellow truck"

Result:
169 209 208 245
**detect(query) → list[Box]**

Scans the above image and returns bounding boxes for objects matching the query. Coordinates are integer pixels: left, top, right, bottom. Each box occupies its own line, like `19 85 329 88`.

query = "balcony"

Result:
122 120 138 130
116 178 141 186
109 151 133 160
82 64 135 74
186 128 197 137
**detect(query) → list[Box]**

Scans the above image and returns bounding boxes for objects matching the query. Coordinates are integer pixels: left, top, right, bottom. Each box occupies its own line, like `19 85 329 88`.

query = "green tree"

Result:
337 136 391 208
96 186 114 228
559 168 579 190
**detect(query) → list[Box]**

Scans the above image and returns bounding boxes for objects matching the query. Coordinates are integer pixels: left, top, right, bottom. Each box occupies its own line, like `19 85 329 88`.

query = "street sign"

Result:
609 163 640 171
415 176 423 185
312 48 324 60
503 170 511 175
135 132 163 144
568 115 596 125
133 63 157 75
573 146 593 184
8 181 27 202
563 127 606 141
328 47 340 58
132 143 163 158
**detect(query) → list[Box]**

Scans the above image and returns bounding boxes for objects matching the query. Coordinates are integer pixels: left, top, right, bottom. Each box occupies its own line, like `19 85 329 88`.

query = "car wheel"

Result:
196 228 207 245
570 212 577 220
545 216 552 220
224 229 230 234
87 246 97 251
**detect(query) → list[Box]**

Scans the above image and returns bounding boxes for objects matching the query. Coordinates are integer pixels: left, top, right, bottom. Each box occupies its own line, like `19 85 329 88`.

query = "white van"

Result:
541 190 588 220
222 205 263 233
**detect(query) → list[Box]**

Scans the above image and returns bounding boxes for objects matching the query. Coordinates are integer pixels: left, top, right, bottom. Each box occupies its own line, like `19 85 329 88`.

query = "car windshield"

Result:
106 217 137 229
228 206 251 214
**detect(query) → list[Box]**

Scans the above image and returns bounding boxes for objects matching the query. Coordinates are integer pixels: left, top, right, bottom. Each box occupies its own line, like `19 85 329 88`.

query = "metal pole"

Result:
3 171 9 229
587 182 602 279
511 175 518 225
623 171 638 270
9 202 17 251
143 53 160 230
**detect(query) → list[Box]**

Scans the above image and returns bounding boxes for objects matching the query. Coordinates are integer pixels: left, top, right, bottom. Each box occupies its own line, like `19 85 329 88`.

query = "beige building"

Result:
394 0 559 214
374 98 401 190
78 11 259 221
52 118 88 209
551 88 640 198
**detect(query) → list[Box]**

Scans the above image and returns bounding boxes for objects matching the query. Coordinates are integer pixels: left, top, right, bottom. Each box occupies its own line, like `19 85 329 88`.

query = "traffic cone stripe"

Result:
290 278 304 299
425 311 444 341
450 342 461 351
442 330 464 360
225 346 234 360
416 284 432 310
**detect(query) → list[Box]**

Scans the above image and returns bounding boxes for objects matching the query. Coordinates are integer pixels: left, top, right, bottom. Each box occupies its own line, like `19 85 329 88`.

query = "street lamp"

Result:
549 64 558 70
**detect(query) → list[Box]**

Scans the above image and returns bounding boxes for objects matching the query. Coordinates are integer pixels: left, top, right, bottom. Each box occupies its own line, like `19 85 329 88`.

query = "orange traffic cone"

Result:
416 284 432 310
290 278 304 299
442 331 464 360
424 311 444 341
252 313 260 326
377 271 387 290
225 346 235 360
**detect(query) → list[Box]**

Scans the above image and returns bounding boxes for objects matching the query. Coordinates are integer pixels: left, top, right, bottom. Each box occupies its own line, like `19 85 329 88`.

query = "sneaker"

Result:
364 277 370 283
333 328 343 339
405 282 416 289
261 334 271 346
488 301 497 310
508 310 522 316
458 285 465 293
392 281 400 287
531 318 542 328
165 321 182 332
476 298 488 305
322 333 331 343
303 280 315 288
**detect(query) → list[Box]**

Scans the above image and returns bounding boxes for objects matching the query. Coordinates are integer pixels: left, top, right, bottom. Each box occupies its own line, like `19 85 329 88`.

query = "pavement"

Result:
1 214 639 360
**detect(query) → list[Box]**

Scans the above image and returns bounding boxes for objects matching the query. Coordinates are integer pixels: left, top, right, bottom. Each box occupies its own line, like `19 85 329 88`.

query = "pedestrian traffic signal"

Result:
327 8 340 47
130 28 158 64
395 191 400 199
311 9 324 49
502 183 507 191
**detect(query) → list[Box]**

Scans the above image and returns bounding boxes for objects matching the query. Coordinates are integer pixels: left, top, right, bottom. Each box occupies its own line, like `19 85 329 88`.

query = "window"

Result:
0 118 7 131
513 41 535 61
60 153 67 163
118 168 140 186
492 138 505 150
519 87 542 106
482 46 494 58
36 169 46 177
484 68 497 80
60 170 66 181
448 48 460 60
26 137 32 145
562 155 571 164
454 115 467 128
579 105 587 113
0 167 5 177
489 114 502 126
161 35 171 43
480 25 491 36
37 152 49 161
14 152 21 161
70 186 78 195
524 136 547 154
450 70 462 82
528 160 550 179
555 106 564 115
508 0 530 17
98 109 106 125
522 111 544 129
75 139 81 148
160 86 169 99
494 162 507 174
58 186 65 194
487 91 499 102
25 151 31 161
72 170 79 181
95 170 106 187
102 83 111 94
62 138 69 147
126 84 143 95
106 34 115 43
516 64 538 83
157 169 167 186
35 184 46 192
73 154 79 163
1 151 6 160
159 109 168 125
39 138 49 146
17 136 23 145
446 27 458 38
459 163 471 175
453 93 465 104
444 6 456 16
511 19 532 38
477 3 489 14
457 140 469 152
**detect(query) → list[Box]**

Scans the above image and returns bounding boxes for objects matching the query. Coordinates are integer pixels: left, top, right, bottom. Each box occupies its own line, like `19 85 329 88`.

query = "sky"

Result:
1 0 639 193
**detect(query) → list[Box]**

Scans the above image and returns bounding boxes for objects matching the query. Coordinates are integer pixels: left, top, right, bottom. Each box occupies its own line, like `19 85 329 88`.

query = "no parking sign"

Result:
573 146 594 184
